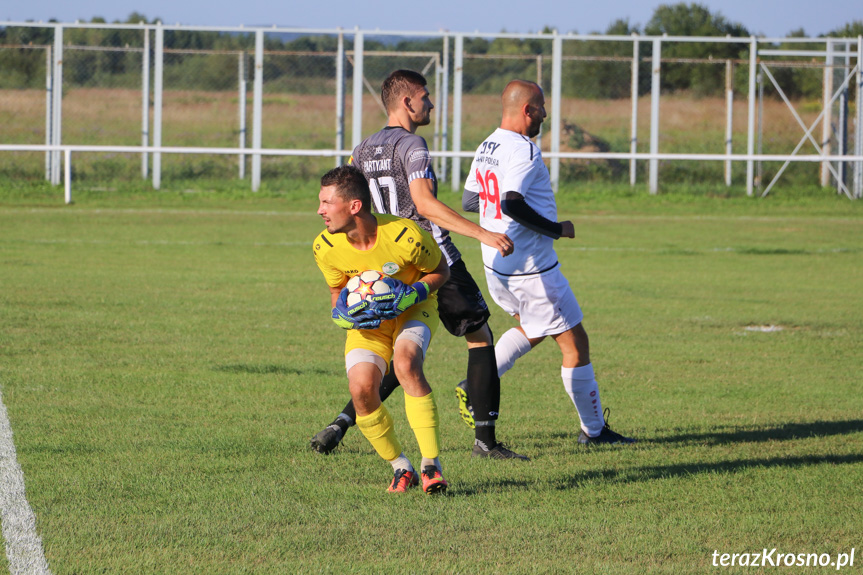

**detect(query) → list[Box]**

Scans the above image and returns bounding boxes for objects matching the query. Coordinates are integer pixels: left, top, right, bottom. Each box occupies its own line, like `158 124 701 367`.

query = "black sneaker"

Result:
310 424 343 454
578 408 636 445
454 380 475 429
471 443 531 461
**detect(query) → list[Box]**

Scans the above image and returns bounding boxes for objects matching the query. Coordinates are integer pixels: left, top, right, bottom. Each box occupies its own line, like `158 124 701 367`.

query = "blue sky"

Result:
2 0 860 38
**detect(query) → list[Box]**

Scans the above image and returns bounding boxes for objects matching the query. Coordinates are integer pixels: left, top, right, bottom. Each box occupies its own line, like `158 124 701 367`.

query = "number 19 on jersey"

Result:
475 169 501 220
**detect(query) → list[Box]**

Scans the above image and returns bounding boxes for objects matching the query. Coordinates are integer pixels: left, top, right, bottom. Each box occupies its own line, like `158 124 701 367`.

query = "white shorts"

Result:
485 266 583 339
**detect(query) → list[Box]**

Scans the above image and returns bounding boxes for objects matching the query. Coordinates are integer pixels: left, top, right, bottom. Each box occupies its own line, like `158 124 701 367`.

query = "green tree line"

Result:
1 3 861 99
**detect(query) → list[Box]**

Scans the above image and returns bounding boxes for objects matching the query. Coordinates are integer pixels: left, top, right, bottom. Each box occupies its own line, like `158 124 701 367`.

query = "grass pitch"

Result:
1 183 862 573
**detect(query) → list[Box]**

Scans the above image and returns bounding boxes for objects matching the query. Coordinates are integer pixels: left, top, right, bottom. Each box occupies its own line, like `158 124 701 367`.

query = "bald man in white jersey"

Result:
462 80 635 445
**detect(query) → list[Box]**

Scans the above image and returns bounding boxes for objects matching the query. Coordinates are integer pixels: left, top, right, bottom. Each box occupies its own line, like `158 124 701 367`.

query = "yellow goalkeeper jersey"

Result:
313 213 442 299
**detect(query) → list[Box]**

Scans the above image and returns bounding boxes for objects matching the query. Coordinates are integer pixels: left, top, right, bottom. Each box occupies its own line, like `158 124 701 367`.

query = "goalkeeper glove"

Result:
331 287 381 330
369 278 430 320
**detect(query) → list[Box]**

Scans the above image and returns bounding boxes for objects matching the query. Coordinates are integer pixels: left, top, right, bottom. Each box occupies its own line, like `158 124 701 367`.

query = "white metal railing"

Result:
3 144 861 204
1 21 861 199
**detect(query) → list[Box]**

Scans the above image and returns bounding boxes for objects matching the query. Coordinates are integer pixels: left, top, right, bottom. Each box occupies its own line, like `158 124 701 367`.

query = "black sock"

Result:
467 346 501 447
378 362 401 402
474 426 497 449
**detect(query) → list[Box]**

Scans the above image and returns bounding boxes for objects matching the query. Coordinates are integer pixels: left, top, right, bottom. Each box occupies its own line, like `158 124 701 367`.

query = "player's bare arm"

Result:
409 178 514 257
329 284 343 308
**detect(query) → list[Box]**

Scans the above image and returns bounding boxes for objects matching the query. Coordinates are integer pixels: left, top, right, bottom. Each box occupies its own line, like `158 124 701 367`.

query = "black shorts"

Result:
435 258 491 337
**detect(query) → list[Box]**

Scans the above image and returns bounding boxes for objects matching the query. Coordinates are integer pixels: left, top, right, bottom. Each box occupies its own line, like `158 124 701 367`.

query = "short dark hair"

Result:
381 69 427 113
320 165 371 212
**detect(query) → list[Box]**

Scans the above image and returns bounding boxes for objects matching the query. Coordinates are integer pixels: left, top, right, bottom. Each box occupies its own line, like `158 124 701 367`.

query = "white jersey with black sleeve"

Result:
464 127 559 276
350 126 460 266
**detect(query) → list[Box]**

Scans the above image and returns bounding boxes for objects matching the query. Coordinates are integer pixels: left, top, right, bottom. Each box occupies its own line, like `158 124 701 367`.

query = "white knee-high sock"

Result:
561 364 604 436
495 328 532 377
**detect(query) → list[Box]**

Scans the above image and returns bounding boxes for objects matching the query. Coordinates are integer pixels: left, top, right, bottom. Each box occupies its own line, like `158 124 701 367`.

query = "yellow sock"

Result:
404 392 441 460
355 405 402 462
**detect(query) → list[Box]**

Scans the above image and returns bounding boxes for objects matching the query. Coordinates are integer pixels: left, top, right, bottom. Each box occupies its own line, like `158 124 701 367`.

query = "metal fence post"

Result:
550 31 562 192
64 148 72 204
351 30 364 150
51 25 63 186
757 66 764 189
725 59 733 187
251 29 263 191
451 33 463 191
649 38 661 194
630 34 639 186
536 54 543 151
746 37 757 196
837 41 849 192
821 39 834 187
433 53 442 176
335 31 345 166
238 50 247 178
141 26 150 180
855 36 863 199
45 45 52 182
153 23 163 190
440 34 449 182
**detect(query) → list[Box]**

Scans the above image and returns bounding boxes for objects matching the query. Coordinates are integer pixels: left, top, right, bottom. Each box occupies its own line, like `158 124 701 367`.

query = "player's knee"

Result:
391 352 421 382
464 323 493 347
348 377 377 402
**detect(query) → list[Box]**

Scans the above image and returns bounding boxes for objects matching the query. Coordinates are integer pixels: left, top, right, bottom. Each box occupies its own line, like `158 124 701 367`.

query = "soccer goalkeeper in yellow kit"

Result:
313 164 451 494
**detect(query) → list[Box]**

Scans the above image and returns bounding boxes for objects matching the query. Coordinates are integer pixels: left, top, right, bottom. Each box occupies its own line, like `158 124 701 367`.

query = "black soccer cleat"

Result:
577 408 636 445
471 443 530 461
454 380 475 429
310 424 343 454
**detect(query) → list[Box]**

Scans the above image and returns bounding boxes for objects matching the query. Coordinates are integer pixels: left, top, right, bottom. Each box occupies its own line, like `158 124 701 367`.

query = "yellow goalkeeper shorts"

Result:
343 298 438 367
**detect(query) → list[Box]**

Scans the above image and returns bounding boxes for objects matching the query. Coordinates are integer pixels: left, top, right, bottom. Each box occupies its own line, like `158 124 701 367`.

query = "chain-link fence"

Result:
0 23 860 197
0 43 50 178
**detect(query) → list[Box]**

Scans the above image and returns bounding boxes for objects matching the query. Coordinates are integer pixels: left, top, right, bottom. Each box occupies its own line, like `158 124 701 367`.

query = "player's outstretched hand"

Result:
332 287 381 330
483 230 514 257
369 277 430 320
